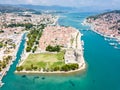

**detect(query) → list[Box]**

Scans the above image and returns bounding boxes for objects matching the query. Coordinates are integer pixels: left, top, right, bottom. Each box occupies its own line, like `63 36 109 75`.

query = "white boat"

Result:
81 23 84 25
109 43 115 46
114 46 118 49
0 81 4 87
82 40 84 46
104 38 107 41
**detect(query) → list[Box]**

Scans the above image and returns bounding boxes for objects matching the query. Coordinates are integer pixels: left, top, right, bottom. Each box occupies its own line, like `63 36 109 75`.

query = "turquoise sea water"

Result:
1 12 120 90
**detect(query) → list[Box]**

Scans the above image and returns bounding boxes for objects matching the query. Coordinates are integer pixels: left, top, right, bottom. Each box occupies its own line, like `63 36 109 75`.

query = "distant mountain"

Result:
0 4 36 13
76 6 113 13
16 4 76 11
87 10 120 20
0 4 108 13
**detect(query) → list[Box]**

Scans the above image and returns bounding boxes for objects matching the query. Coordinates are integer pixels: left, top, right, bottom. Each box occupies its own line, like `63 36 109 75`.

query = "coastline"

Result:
83 19 120 41
15 62 86 74
15 25 86 75
0 32 25 86
1 10 120 90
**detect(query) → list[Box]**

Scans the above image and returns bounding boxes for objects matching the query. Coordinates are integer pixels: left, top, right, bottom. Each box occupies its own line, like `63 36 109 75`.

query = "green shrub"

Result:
16 66 23 71
25 67 32 71
46 45 61 52
33 66 38 70
53 66 60 71
26 46 31 52
61 63 79 71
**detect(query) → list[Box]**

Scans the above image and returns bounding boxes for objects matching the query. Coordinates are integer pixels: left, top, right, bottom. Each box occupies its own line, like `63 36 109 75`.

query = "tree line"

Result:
26 24 45 53
16 63 79 72
46 45 61 52
7 23 33 29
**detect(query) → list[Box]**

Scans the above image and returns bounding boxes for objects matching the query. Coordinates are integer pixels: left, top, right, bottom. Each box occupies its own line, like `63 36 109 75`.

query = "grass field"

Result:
21 51 65 70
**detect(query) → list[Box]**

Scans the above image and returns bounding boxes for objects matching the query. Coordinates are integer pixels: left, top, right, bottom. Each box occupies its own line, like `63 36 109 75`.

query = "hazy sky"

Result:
0 0 120 8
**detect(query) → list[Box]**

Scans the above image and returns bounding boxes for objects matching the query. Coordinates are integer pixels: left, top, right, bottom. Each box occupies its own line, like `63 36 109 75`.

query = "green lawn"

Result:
21 51 65 70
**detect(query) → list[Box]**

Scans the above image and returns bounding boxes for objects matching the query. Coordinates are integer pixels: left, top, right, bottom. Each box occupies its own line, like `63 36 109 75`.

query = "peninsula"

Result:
85 10 120 41
16 25 86 74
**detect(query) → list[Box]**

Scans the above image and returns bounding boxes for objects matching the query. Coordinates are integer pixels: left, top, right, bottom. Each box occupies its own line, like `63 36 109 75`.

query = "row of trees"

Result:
16 64 38 71
61 64 79 71
7 23 33 29
16 63 79 72
26 24 45 52
46 45 61 52
53 63 79 71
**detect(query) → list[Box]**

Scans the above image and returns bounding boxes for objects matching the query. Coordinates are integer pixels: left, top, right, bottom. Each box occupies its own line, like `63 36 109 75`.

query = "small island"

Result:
84 10 120 41
16 25 86 74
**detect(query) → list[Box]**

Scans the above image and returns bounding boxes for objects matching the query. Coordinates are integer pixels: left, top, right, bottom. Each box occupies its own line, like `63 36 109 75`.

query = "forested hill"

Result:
85 10 120 38
87 10 120 20
0 4 36 13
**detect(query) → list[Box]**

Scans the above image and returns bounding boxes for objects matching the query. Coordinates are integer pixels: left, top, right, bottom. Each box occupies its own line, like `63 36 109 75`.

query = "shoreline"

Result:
83 19 120 41
15 16 86 75
15 62 86 75
15 31 86 75
0 32 25 86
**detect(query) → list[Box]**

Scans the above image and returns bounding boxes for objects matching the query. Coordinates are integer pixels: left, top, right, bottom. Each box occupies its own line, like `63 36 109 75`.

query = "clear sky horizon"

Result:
0 0 120 9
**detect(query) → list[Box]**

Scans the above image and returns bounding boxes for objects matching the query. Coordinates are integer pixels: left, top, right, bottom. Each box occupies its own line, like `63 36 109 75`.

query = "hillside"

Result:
0 4 36 13
16 4 76 11
85 10 120 39
87 10 120 20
